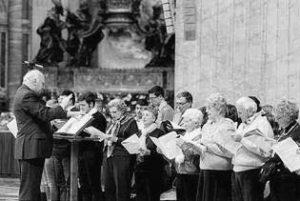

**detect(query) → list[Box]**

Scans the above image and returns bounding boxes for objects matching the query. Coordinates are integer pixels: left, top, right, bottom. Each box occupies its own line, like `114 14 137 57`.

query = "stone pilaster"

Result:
7 0 23 108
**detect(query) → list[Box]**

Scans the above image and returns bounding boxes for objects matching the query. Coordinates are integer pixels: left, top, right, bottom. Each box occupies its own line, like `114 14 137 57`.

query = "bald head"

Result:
23 70 45 94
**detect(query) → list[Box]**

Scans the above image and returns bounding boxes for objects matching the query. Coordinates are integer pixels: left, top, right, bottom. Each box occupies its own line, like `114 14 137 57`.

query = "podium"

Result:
53 134 99 201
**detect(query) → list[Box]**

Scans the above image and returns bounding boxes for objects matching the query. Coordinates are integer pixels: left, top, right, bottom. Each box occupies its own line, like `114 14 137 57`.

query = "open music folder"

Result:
55 114 94 137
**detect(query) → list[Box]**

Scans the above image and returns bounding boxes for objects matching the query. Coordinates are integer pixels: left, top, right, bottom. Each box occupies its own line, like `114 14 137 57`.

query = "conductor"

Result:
13 69 73 201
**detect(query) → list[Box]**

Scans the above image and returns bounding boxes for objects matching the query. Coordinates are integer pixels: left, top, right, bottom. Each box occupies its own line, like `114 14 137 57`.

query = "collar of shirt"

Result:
277 121 298 141
182 128 201 141
158 100 168 112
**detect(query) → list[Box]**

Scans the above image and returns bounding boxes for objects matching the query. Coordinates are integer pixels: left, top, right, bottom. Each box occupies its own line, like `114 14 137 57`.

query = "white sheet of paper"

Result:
180 136 206 152
214 134 242 154
84 126 109 142
121 134 140 154
273 137 300 172
150 131 180 160
7 118 18 138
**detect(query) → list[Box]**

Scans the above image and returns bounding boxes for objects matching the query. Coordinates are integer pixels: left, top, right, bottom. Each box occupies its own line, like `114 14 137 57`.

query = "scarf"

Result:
106 115 132 157
139 123 157 151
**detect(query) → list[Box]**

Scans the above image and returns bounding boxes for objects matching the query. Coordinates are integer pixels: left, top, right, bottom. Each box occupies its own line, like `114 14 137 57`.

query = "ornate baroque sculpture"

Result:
34 0 174 68
65 2 104 66
33 1 65 66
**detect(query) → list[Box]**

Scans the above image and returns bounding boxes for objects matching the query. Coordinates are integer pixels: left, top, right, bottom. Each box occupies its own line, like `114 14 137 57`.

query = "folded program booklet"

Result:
55 114 94 136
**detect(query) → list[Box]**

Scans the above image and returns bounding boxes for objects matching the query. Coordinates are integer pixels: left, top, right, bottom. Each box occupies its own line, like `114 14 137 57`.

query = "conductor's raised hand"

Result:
60 94 73 110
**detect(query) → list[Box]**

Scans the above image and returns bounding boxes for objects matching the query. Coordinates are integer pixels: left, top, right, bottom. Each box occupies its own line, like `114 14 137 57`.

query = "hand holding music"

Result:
106 135 118 142
231 133 242 142
139 148 151 156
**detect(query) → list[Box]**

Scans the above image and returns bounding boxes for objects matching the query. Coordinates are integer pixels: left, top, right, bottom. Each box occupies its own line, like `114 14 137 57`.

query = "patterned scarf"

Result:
106 115 132 157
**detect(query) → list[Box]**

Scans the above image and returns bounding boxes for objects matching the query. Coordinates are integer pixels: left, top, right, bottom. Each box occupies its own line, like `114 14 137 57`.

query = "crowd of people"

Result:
13 69 300 201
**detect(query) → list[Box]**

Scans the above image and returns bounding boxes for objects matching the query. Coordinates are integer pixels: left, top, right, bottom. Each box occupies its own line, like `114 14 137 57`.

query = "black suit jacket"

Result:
104 116 138 157
13 85 67 160
79 110 107 155
136 128 165 173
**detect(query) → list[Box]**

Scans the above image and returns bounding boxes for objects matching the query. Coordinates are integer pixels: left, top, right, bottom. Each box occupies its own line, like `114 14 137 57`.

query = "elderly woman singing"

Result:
103 99 139 201
175 108 203 201
232 97 274 201
195 93 236 201
267 99 300 201
135 106 165 201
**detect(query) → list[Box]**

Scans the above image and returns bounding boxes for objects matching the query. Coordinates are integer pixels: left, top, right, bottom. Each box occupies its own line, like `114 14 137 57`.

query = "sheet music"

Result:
214 133 242 155
150 131 180 160
273 137 300 172
7 118 18 138
121 134 140 154
179 136 207 154
55 114 94 136
84 126 109 142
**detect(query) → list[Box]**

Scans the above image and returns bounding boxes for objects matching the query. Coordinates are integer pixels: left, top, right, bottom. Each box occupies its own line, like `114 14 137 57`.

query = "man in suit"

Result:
77 92 107 201
13 69 73 201
148 86 174 126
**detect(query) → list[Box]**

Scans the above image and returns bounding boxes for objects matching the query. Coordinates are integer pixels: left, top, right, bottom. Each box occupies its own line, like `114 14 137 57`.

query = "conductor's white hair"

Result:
236 97 257 113
23 69 44 86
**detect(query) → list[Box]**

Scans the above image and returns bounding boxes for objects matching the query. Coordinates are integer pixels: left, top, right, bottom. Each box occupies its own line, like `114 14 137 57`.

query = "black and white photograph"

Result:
0 0 300 201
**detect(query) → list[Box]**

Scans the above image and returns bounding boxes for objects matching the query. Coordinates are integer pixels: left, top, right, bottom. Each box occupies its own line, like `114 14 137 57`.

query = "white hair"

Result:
108 98 127 114
206 93 227 116
22 69 45 90
236 97 257 113
276 99 299 121
182 108 203 125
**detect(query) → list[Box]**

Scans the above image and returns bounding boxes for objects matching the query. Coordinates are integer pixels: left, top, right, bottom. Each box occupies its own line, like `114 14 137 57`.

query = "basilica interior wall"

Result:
175 0 300 108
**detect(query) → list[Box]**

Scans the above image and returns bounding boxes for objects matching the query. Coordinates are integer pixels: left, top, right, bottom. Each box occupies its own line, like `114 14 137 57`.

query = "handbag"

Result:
259 155 282 183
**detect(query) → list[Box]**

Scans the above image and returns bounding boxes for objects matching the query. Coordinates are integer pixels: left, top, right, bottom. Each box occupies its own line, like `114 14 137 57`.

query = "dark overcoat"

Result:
13 85 67 160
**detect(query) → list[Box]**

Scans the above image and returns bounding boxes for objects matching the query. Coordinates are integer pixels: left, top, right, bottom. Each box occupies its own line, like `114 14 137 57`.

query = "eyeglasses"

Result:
149 96 158 100
176 102 188 106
